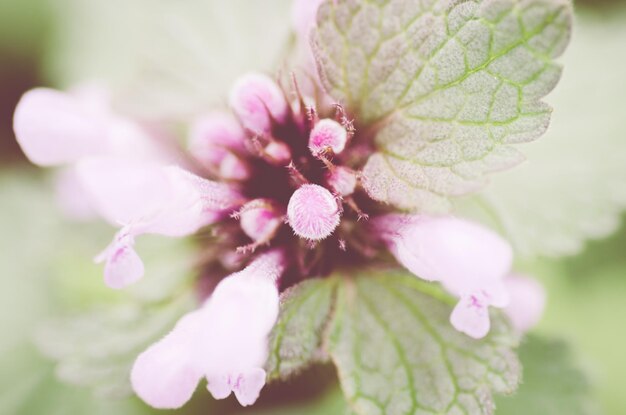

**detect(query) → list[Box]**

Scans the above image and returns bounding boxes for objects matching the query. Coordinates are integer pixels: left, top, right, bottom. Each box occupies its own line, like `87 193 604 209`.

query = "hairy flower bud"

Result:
287 184 341 240
239 199 283 243
308 118 347 156
326 166 357 196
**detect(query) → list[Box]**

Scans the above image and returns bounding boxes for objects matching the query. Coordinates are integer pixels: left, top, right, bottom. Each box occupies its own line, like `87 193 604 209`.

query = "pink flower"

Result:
131 250 285 408
188 113 251 180
15 65 538 408
77 157 243 288
503 274 546 333
229 73 288 134
373 214 513 338
308 118 348 156
238 199 284 245
13 86 166 166
291 0 326 42
13 85 172 220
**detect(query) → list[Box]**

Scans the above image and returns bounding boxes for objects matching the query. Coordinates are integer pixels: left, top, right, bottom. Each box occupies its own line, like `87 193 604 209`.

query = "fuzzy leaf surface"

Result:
266 278 338 380
455 11 626 258
314 0 572 211
328 273 520 415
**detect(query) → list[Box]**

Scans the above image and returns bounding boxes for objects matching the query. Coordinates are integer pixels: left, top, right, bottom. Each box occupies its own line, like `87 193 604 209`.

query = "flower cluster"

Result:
12 0 547 409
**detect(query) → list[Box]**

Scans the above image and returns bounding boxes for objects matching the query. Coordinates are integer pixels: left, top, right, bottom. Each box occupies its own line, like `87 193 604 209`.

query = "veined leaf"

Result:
455 10 626 258
266 278 338 380
328 272 520 415
314 0 572 211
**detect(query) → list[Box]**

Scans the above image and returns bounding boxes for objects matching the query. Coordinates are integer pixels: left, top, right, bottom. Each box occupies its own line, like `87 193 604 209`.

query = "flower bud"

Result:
308 118 347 156
287 184 340 240
264 141 292 165
189 113 247 155
229 73 288 134
326 166 357 196
188 114 250 180
218 151 251 181
239 199 283 243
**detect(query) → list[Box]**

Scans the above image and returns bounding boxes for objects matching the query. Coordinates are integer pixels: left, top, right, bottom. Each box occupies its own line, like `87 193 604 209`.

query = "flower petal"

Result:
77 157 241 235
101 239 144 289
54 167 98 221
450 293 491 339
375 214 512 288
503 274 546 333
233 368 266 407
206 374 233 400
13 88 107 166
229 73 288 134
131 310 205 409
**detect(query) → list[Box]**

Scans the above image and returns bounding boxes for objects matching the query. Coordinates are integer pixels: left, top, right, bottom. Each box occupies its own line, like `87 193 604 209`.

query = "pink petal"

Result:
188 113 247 157
206 374 233 400
131 310 205 409
233 368 266 407
205 251 283 345
239 200 283 242
13 88 107 166
450 293 491 339
375 214 512 289
76 158 241 235
309 119 347 156
132 250 285 408
218 151 251 181
54 167 98 221
503 274 546 333
229 73 288 134
326 166 357 197
95 227 144 289
287 184 341 240
263 141 292 165
76 158 174 227
200 250 284 405
291 0 325 41
101 242 144 289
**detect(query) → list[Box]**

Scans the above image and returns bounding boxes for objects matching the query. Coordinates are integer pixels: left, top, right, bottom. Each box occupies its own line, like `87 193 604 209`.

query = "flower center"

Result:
192 73 388 289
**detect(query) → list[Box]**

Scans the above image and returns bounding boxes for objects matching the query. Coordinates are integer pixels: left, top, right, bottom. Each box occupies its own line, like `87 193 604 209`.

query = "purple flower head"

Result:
10 0 559 408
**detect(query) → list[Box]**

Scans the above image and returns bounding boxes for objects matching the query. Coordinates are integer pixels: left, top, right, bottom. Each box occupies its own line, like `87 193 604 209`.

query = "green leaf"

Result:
496 336 598 415
0 344 156 415
34 293 195 398
314 0 572 211
455 10 626 258
266 278 338 380
328 272 520 415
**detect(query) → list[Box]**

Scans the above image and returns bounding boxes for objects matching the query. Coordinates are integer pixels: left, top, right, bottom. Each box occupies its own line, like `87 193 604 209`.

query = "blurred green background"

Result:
1 0 625 414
